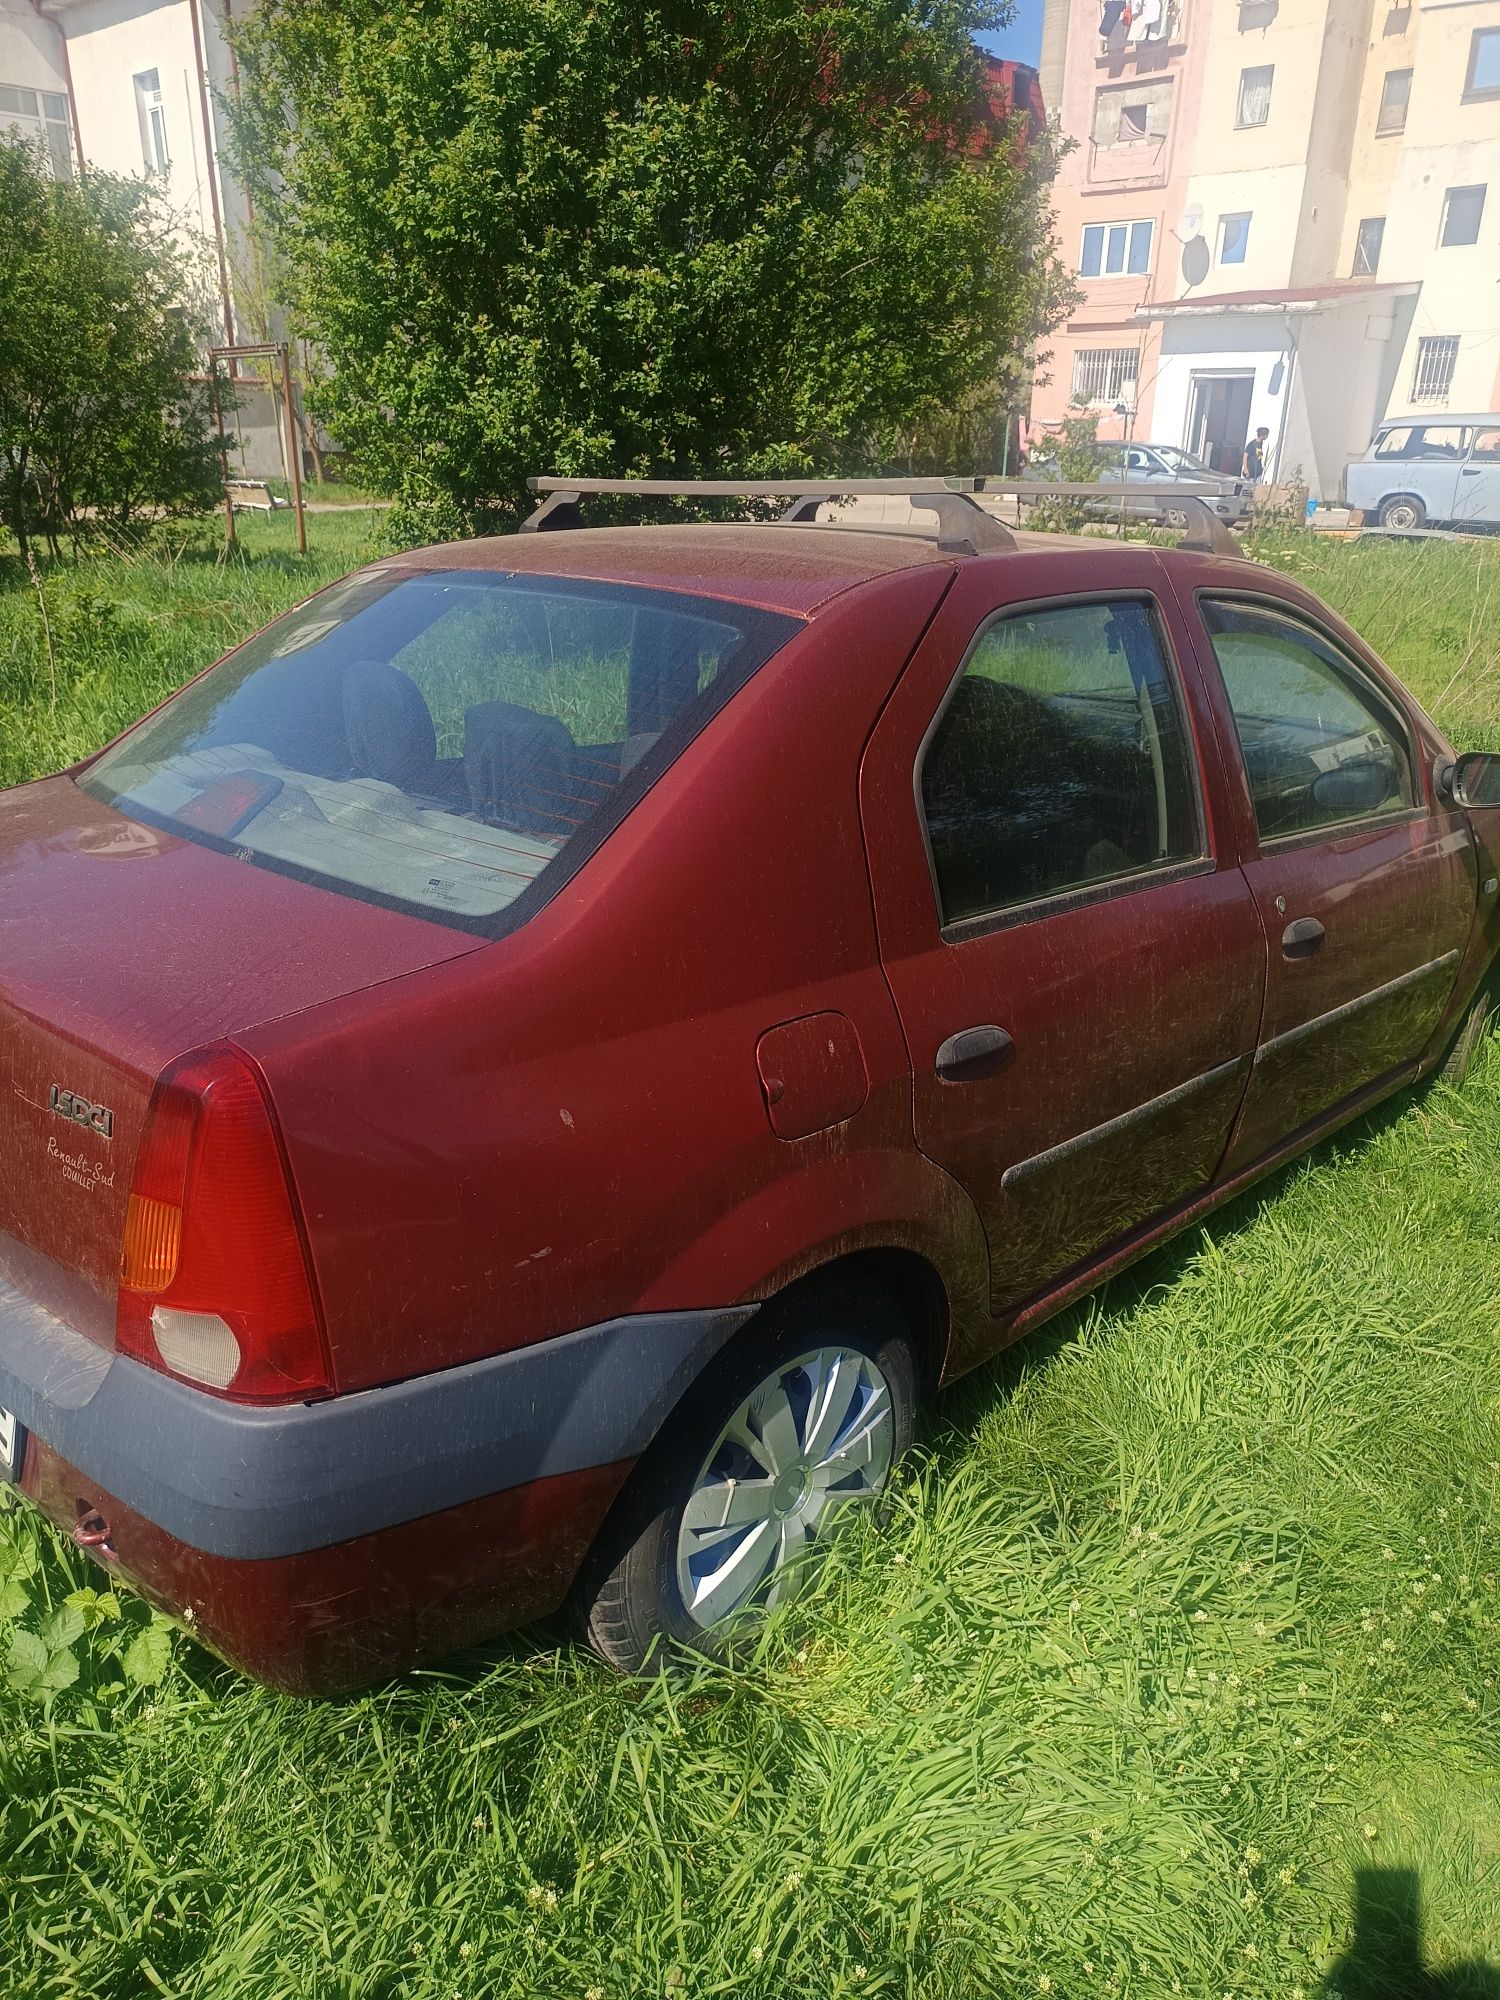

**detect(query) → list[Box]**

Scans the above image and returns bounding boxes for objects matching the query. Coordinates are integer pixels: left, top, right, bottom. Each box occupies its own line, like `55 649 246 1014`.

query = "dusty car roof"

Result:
397 523 958 615
390 521 1149 616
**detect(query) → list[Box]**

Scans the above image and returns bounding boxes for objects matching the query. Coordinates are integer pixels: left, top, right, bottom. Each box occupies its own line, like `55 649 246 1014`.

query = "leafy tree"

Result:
229 0 1069 535
0 144 224 560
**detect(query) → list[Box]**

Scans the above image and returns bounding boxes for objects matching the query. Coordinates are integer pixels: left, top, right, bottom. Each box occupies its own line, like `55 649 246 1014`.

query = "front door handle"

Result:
1282 916 1325 957
935 1024 1014 1082
1462 467 1481 477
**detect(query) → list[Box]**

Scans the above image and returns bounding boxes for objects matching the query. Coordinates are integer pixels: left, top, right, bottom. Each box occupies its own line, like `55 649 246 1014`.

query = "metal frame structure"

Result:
208 343 307 555
521 475 1243 558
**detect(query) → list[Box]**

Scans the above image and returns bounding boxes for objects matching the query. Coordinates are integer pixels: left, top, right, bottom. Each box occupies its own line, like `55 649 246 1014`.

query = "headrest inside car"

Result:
342 660 438 788
465 701 578 837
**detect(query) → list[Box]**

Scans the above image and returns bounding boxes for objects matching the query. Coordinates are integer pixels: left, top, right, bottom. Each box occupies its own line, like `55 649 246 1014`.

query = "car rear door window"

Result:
1200 598 1414 842
920 599 1202 926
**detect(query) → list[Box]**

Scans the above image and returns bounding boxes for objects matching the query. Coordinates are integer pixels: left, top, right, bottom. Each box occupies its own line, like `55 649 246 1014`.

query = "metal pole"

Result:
279 344 307 554
212 363 235 546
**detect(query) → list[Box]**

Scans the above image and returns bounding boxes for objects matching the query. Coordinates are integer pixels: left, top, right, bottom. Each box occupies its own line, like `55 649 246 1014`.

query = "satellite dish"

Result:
1176 203 1204 242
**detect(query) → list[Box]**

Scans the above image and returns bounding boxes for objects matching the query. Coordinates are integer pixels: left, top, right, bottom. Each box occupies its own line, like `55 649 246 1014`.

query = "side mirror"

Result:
1454 751 1500 808
1311 759 1395 818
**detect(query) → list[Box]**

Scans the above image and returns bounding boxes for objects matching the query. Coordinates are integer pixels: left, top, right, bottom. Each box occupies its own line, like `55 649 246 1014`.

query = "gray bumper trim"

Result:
0 1273 753 1561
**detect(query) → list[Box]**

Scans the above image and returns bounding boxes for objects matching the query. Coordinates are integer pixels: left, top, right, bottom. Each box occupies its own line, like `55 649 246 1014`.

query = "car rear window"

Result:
79 570 800 934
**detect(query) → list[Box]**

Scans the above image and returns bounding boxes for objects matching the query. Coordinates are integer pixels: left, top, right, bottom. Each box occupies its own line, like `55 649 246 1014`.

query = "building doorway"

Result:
1187 372 1255 475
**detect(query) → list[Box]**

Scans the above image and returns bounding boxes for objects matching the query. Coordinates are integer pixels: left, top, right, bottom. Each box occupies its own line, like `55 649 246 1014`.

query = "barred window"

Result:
1071 347 1141 406
1410 336 1459 404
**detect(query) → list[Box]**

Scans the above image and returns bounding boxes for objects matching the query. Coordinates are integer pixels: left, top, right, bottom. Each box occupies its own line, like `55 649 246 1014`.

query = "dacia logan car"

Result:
2 497 1498 1691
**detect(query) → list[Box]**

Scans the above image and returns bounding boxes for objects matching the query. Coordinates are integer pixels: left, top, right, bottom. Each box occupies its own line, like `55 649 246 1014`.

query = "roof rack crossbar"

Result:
519 475 1017 555
519 475 1245 559
981 479 1246 558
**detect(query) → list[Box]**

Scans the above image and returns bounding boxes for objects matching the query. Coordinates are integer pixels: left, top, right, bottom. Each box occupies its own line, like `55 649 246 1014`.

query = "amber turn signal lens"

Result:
120 1192 182 1292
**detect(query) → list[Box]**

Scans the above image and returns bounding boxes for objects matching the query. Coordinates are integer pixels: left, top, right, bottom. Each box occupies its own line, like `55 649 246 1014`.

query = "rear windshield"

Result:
80 570 800 934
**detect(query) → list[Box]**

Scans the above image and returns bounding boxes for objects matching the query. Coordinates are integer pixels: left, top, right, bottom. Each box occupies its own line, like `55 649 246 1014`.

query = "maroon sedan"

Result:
2 491 1498 1690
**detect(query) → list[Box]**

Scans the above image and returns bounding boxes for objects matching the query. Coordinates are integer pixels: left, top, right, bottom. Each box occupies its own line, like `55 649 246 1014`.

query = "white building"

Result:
1 0 290 474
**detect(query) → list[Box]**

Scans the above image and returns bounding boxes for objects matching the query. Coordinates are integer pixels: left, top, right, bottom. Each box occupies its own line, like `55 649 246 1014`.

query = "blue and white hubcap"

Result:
674 1346 895 1630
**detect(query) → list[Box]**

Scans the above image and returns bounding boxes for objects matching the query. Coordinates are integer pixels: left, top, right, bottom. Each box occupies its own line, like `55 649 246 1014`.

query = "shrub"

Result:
0 142 224 558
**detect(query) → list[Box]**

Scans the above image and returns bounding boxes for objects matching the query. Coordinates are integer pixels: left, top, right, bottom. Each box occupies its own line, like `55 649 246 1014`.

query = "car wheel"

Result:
1163 506 1191 531
579 1273 917 1673
1379 495 1426 531
1440 964 1500 1086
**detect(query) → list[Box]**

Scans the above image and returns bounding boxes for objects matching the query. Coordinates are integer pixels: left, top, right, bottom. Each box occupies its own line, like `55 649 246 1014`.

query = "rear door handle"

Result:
1282 916 1325 956
1462 467 1481 477
935 1024 1014 1082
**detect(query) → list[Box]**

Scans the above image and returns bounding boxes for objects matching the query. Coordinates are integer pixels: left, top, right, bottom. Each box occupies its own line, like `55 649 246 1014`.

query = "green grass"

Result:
2 522 1499 1998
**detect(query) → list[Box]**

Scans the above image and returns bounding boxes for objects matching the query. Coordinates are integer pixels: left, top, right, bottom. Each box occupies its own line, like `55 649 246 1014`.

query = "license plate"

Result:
0 1408 21 1483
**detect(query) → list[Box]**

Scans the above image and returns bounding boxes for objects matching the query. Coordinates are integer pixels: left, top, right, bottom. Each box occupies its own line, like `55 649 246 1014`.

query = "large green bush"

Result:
0 143 223 559
229 0 1068 535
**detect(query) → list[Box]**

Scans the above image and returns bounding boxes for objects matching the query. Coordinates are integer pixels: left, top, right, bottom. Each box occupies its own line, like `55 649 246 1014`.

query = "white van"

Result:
1345 417 1500 531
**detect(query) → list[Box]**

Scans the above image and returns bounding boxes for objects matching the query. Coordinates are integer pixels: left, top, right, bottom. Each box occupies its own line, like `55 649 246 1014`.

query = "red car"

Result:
2 486 1498 1691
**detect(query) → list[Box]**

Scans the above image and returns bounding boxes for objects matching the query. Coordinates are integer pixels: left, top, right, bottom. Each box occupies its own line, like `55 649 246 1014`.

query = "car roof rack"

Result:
983 480 1243 558
521 475 1244 560
521 475 1018 556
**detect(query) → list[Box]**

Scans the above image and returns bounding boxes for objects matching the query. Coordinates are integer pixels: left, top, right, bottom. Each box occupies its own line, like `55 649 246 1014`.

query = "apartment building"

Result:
1032 0 1500 496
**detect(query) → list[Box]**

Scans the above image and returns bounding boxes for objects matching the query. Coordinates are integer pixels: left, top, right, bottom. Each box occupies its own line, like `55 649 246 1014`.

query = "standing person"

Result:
1243 427 1271 485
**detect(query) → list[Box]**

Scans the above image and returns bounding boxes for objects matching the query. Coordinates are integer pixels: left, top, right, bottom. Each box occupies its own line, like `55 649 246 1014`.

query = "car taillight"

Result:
117 1045 332 1403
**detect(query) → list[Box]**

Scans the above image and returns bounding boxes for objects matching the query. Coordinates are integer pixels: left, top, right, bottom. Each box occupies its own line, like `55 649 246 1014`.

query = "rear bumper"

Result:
0 1275 752 1688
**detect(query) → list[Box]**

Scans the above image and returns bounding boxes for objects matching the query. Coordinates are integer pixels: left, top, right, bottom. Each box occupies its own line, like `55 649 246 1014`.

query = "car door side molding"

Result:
1252 949 1461 1063
1000 1051 1255 1192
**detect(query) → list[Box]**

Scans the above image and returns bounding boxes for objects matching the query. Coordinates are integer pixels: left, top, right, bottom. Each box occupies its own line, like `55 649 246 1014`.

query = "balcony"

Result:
1095 0 1187 77
1087 75 1173 188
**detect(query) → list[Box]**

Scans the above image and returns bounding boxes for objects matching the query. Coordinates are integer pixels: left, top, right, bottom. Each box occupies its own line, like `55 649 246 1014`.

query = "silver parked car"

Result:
1021 442 1251 525
1344 416 1500 531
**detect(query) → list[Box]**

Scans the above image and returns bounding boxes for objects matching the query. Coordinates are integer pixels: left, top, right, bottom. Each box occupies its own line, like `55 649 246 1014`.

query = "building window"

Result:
0 82 72 180
1440 184 1486 246
1080 219 1155 278
134 69 169 173
1376 69 1411 135
1410 335 1459 403
1464 28 1500 101
1352 216 1385 277
1092 79 1172 150
1218 212 1252 265
1071 346 1141 406
1237 66 1274 127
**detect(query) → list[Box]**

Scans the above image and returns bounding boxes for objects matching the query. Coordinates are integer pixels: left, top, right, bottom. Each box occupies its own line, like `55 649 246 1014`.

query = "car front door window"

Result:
1200 599 1413 842
1192 592 1469 1169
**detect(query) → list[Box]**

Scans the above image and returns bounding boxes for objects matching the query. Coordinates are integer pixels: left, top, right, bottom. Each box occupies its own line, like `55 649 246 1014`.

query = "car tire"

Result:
578 1272 918 1673
1163 506 1191 531
1379 494 1426 531
1440 963 1500 1086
